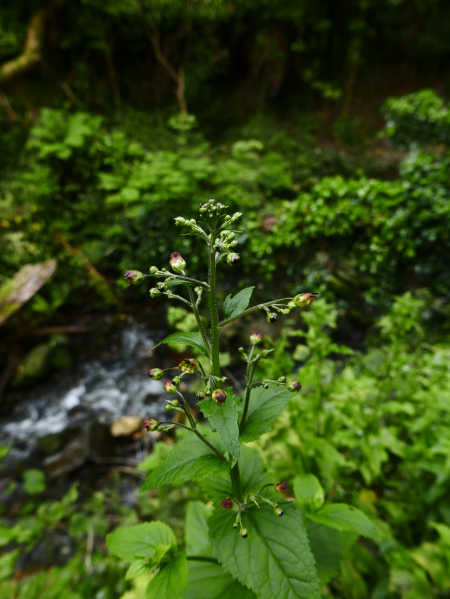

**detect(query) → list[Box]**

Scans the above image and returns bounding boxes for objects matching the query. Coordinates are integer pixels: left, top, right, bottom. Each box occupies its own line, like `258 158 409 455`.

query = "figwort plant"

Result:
107 200 377 599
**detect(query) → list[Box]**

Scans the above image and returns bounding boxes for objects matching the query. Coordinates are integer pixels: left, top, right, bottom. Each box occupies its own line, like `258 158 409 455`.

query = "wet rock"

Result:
110 416 142 438
37 430 69 455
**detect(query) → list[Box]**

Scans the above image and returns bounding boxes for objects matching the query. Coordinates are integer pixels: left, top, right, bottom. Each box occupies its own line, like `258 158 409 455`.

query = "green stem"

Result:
219 298 293 328
159 421 227 461
239 344 257 434
165 293 192 308
207 224 222 383
187 556 219 564
147 272 209 289
176 391 196 429
230 462 243 501
188 285 211 356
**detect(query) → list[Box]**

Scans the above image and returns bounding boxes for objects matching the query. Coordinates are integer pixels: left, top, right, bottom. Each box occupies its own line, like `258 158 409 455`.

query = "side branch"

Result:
0 9 46 83
219 298 293 328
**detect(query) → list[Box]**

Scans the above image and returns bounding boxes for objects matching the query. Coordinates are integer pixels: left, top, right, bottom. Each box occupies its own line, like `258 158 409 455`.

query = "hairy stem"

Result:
159 421 227 461
188 285 211 356
176 392 196 429
239 344 257 433
230 462 243 501
207 224 222 383
219 298 293 328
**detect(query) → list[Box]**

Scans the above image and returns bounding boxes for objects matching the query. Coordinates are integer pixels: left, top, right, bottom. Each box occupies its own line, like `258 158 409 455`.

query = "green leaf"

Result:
293 474 324 513
23 469 46 494
185 501 213 556
222 287 255 319
306 521 357 585
0 548 20 582
201 445 269 506
240 386 292 442
146 554 188 599
185 561 256 599
152 332 209 357
199 389 240 465
429 521 450 545
106 521 176 563
307 504 377 540
126 559 154 580
208 501 321 599
141 434 229 491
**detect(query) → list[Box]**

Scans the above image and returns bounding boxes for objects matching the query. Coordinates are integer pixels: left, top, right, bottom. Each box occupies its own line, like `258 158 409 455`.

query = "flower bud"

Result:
293 293 319 308
263 384 269 389
165 404 173 412
275 481 289 494
163 379 178 394
149 266 158 274
266 312 277 323
149 287 162 298
212 389 227 405
157 281 167 292
249 332 262 345
277 376 286 383
274 508 284 517
286 380 302 392
179 358 199 374
174 217 185 226
233 521 238 529
172 375 181 385
142 419 158 431
281 309 290 315
196 392 205 401
226 253 240 266
148 368 163 380
194 286 202 294
221 498 233 509
169 252 186 274
240 527 248 539
123 270 144 285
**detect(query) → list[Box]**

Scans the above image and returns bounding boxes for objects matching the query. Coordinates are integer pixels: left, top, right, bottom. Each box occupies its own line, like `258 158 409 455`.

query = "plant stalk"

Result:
188 285 211 356
207 223 222 383
219 298 293 328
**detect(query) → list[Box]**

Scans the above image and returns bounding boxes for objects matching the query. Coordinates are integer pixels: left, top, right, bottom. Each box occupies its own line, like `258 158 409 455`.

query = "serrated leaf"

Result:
106 521 176 563
306 520 357 585
146 554 188 599
185 561 256 599
293 474 324 513
208 501 321 599
307 504 377 540
200 446 269 506
185 501 213 556
153 332 209 357
222 287 255 319
141 434 229 491
126 559 155 580
240 386 292 442
199 389 240 465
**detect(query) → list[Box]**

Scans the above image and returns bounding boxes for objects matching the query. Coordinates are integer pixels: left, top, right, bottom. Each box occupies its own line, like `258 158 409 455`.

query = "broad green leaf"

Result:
208 501 321 599
146 554 188 599
293 474 324 513
306 520 357 585
126 559 155 580
429 521 450 545
201 446 269 506
23 469 46 495
141 434 229 491
106 521 176 563
185 501 213 556
307 504 377 539
185 561 256 599
0 549 20 582
222 287 255 319
240 386 292 442
199 389 240 465
152 332 209 357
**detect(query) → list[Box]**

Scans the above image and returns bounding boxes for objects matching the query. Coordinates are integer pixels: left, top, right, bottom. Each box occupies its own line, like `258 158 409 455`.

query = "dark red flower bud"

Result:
123 270 144 285
249 332 262 345
275 481 289 494
169 252 186 274
286 381 302 392
293 292 319 308
179 358 199 374
142 419 158 431
148 368 163 380
221 498 233 509
212 389 227 405
163 379 178 394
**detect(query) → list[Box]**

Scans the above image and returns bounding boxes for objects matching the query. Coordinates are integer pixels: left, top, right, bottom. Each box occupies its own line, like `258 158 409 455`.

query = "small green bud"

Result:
288 301 296 309
194 286 202 294
274 507 284 517
266 312 277 323
277 376 286 383
233 521 238 529
226 253 240 266
149 266 158 274
148 368 163 380
240 527 248 539
157 281 167 292
172 375 181 385
179 358 199 374
229 240 239 247
169 252 186 274
293 293 319 308
165 404 173 412
281 309 290 315
286 380 302 392
212 389 227 405
174 217 185 226
149 287 162 298
163 379 178 394
123 270 144 285
261 349 272 358
263 384 269 389
196 392 205 401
